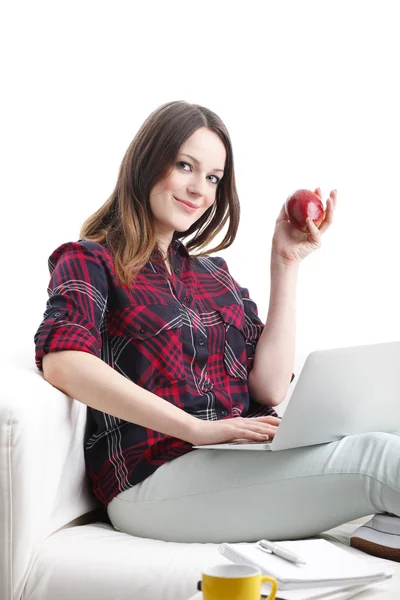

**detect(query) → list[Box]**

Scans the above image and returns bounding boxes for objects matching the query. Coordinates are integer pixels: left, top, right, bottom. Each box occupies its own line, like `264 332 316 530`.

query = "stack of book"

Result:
219 538 394 599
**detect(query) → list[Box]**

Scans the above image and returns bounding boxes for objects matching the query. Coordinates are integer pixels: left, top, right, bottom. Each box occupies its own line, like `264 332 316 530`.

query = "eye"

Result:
177 161 191 171
177 161 220 185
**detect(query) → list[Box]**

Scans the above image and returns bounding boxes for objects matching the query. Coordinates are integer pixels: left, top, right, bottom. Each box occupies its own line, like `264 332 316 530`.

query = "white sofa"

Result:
1 348 400 600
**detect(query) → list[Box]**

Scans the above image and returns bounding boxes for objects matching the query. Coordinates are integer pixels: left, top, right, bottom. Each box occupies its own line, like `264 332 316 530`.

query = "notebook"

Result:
219 539 393 591
274 582 378 600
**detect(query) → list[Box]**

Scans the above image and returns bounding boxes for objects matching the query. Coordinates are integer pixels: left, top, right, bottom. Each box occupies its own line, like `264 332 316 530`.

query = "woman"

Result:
34 100 400 560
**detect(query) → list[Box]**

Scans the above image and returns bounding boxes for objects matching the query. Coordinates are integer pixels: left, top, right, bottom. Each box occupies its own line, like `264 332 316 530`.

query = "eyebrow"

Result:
179 153 224 173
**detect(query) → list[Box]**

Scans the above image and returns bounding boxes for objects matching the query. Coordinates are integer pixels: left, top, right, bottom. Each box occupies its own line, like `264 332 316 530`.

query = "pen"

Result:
257 539 306 565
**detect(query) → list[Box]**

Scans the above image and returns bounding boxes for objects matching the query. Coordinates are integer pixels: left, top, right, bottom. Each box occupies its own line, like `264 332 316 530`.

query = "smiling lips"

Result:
174 197 198 212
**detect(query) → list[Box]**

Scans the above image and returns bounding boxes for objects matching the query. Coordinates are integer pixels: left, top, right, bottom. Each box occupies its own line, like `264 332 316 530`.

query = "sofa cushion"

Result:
0 365 98 600
23 523 220 600
23 522 400 600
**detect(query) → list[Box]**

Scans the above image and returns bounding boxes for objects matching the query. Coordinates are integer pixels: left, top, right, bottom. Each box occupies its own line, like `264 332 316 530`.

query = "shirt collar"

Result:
172 238 189 257
150 238 189 261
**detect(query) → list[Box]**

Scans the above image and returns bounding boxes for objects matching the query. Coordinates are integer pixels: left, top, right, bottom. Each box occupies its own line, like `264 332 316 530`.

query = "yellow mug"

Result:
202 563 277 600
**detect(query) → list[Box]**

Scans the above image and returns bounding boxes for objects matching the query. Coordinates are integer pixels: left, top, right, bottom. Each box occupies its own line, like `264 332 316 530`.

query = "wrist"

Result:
270 253 300 272
178 414 203 445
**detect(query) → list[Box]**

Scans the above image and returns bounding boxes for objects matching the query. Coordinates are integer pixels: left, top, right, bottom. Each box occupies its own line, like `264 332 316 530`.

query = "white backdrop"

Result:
1 0 399 369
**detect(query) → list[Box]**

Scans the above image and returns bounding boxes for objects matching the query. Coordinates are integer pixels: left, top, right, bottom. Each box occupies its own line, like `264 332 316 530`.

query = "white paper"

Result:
219 539 393 588
272 582 373 600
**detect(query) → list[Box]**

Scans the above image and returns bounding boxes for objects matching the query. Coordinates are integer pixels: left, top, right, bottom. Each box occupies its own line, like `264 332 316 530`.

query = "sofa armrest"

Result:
0 364 98 600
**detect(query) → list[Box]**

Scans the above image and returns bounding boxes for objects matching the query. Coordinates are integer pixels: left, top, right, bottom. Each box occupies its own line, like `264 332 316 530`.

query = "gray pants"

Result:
107 431 400 543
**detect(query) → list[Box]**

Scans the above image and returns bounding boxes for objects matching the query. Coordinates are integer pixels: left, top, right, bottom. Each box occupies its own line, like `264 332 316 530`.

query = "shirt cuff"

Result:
35 309 101 371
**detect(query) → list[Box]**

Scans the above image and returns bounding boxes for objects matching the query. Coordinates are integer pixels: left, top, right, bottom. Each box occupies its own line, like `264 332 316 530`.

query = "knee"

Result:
355 431 397 446
345 431 398 473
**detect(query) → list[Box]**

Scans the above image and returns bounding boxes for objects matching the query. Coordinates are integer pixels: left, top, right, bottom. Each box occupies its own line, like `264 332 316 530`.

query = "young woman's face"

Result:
149 127 226 250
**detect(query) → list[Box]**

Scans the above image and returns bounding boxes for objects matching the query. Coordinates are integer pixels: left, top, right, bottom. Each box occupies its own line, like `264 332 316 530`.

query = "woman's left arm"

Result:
248 188 337 407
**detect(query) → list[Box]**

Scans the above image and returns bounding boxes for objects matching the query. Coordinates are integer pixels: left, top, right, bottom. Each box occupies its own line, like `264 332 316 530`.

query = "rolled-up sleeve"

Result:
34 241 109 372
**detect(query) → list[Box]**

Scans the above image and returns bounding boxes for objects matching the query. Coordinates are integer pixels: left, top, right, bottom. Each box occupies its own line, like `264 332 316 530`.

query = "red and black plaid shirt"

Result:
34 239 288 507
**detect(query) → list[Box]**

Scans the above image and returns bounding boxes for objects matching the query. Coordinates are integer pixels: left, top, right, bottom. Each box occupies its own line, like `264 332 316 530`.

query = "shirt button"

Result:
54 312 61 317
140 326 149 334
174 268 180 274
204 382 212 390
183 296 190 303
198 338 205 346
221 410 228 417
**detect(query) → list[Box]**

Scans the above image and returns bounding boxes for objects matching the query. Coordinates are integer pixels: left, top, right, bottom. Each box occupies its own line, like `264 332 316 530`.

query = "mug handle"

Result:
260 575 278 600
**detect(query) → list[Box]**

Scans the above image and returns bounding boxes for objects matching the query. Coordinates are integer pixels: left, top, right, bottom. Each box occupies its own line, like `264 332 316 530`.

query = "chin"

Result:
175 217 195 228
171 214 202 232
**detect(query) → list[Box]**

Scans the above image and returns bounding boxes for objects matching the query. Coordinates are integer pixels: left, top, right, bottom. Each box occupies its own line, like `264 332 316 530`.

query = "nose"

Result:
187 173 206 199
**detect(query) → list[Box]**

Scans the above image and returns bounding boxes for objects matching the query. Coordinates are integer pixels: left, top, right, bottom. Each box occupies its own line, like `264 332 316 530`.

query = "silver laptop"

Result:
193 341 400 451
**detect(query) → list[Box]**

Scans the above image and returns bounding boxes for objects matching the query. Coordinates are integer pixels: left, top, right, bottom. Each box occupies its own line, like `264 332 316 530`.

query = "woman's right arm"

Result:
37 241 278 446
42 350 279 445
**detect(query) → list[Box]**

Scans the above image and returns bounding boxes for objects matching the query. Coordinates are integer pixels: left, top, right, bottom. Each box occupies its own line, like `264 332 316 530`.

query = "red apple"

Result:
285 189 325 232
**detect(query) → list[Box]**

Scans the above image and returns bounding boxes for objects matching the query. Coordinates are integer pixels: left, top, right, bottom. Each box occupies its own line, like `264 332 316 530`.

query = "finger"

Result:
276 203 289 224
330 188 338 209
234 421 280 440
317 203 331 234
250 424 278 438
318 197 335 234
307 217 322 244
238 422 278 438
314 187 322 199
238 417 278 432
253 416 281 426
242 418 278 431
246 422 278 433
253 418 281 428
316 189 337 234
236 429 270 442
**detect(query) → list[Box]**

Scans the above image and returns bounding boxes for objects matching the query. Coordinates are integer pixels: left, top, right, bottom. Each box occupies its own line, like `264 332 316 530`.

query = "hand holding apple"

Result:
285 189 325 232
271 188 337 266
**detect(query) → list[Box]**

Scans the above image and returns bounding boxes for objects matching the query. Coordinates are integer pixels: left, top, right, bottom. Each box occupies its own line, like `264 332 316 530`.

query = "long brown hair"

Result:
79 100 240 289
